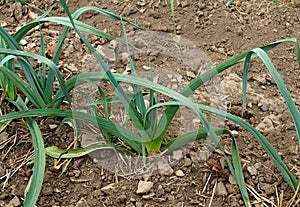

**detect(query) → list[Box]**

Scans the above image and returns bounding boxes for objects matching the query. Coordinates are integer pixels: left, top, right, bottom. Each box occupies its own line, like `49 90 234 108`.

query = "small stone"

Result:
217 47 225 54
28 12 38 20
175 170 185 177
228 174 237 185
127 85 133 92
254 74 267 85
0 165 5 175
166 194 175 201
49 124 58 130
101 183 115 193
176 75 183 83
0 131 8 149
260 104 269 112
254 163 261 169
157 184 164 196
123 6 138 16
73 169 81 177
121 52 128 60
260 183 274 195
172 150 183 161
108 40 117 49
43 185 53 195
197 151 210 162
247 166 258 176
219 157 226 170
54 188 61 193
181 1 189 7
171 84 178 90
193 118 200 124
142 65 151 70
225 183 235 194
137 1 147 6
197 11 204 17
170 78 177 83
186 70 196 78
231 130 239 136
67 64 78 72
0 21 7 27
19 39 28 46
157 162 174 176
136 181 153 194
189 151 198 163
198 3 206 10
136 202 143 207
215 182 228 196
158 25 168 32
256 117 273 133
142 192 155 199
28 42 37 49
210 45 218 52
8 196 21 207
184 157 192 166
75 197 89 207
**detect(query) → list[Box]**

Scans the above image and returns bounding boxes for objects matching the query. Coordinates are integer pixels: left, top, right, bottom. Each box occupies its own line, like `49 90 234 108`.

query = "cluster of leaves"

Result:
0 0 299 206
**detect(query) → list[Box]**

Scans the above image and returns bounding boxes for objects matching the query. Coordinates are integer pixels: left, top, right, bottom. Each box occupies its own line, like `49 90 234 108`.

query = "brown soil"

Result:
1 0 300 207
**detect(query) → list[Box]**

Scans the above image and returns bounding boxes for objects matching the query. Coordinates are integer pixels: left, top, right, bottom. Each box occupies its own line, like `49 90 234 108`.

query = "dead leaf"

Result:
45 43 65 59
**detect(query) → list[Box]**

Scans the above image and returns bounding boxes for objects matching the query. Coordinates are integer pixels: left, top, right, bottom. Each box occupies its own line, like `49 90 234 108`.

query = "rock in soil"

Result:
175 169 185 177
142 192 155 199
247 166 258 176
215 181 228 196
7 196 21 207
228 174 237 185
136 180 153 194
157 161 174 176
100 183 115 194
